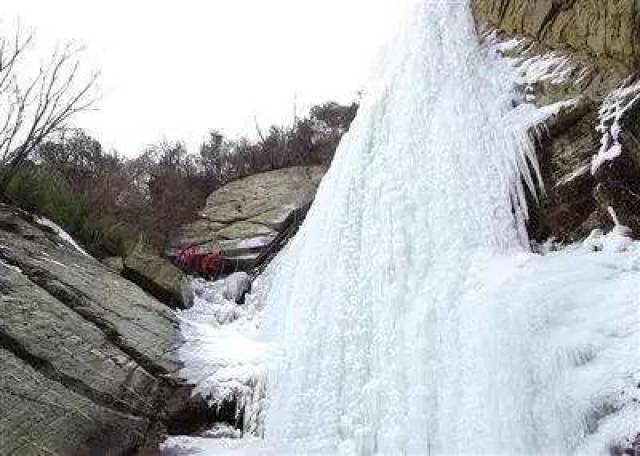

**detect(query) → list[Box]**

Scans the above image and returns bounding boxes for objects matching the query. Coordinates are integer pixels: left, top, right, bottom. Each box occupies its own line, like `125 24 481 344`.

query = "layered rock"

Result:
123 245 194 309
473 0 639 63
476 6 639 241
168 165 327 272
0 205 213 455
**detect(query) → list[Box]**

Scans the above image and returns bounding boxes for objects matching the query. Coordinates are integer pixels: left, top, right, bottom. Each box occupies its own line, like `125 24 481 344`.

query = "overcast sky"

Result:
3 0 411 155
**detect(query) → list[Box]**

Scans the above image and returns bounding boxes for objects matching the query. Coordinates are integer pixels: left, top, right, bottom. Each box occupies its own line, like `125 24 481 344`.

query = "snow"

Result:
175 276 278 434
516 53 577 86
171 235 640 455
34 216 90 257
592 142 623 173
0 259 22 273
220 236 276 251
555 163 591 188
222 273 251 303
162 436 265 456
538 97 582 117
170 1 640 454
490 35 527 54
592 81 640 174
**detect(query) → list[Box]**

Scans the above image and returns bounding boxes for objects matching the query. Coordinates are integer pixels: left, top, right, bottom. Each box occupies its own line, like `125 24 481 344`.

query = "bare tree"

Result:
0 23 99 194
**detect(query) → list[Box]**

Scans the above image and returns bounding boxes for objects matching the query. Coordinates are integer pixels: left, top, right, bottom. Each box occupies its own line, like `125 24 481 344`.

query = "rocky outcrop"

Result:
123 245 194 309
475 6 639 241
168 165 327 272
472 0 639 63
0 205 213 455
592 84 640 234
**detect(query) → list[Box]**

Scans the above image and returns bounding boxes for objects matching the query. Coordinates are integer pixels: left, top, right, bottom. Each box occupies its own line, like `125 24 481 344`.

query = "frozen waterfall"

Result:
166 1 640 455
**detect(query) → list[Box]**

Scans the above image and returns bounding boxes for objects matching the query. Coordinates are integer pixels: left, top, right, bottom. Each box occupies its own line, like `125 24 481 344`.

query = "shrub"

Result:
5 163 133 258
2 100 359 260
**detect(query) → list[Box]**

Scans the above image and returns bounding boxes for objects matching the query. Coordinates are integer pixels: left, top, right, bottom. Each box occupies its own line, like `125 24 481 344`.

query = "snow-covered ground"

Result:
166 230 639 455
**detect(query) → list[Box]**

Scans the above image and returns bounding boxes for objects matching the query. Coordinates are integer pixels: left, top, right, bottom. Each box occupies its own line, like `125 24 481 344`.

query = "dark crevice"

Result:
0 330 147 419
121 266 184 310
497 0 510 26
0 253 172 379
538 4 561 41
539 0 578 41
42 282 171 379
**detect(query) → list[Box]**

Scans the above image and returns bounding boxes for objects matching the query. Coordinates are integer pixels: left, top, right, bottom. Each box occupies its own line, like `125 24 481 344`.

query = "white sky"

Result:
3 0 411 155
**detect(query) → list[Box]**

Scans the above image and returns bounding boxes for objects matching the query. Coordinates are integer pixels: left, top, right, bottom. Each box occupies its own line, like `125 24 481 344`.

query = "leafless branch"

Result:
0 24 99 194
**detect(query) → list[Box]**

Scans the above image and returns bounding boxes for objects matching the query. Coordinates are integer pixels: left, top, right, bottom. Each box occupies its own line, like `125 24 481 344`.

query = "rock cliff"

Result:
473 0 640 242
0 205 213 455
472 0 639 63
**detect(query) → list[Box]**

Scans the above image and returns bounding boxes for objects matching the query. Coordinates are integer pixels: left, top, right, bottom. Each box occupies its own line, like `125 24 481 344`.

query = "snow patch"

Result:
592 81 640 174
34 216 90 257
555 163 590 188
516 53 578 86
537 97 582 117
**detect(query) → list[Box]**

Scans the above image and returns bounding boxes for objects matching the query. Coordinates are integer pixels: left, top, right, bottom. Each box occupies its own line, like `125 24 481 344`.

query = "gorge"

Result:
1 0 639 455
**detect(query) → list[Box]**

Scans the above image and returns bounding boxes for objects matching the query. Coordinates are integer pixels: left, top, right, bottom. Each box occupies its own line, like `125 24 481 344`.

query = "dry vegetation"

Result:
0 23 358 258
4 103 357 257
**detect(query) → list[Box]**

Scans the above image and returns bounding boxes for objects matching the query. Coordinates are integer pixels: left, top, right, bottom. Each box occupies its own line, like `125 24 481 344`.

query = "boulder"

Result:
123 245 194 309
168 165 327 272
0 205 215 455
0 347 148 456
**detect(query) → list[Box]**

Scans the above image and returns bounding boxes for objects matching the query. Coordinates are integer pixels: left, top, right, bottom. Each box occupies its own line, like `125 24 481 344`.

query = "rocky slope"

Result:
0 205 214 455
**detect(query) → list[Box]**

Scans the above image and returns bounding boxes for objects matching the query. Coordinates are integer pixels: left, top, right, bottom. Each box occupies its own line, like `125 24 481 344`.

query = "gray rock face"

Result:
592 86 640 234
123 245 194 309
0 204 213 455
1 347 148 456
168 165 327 271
